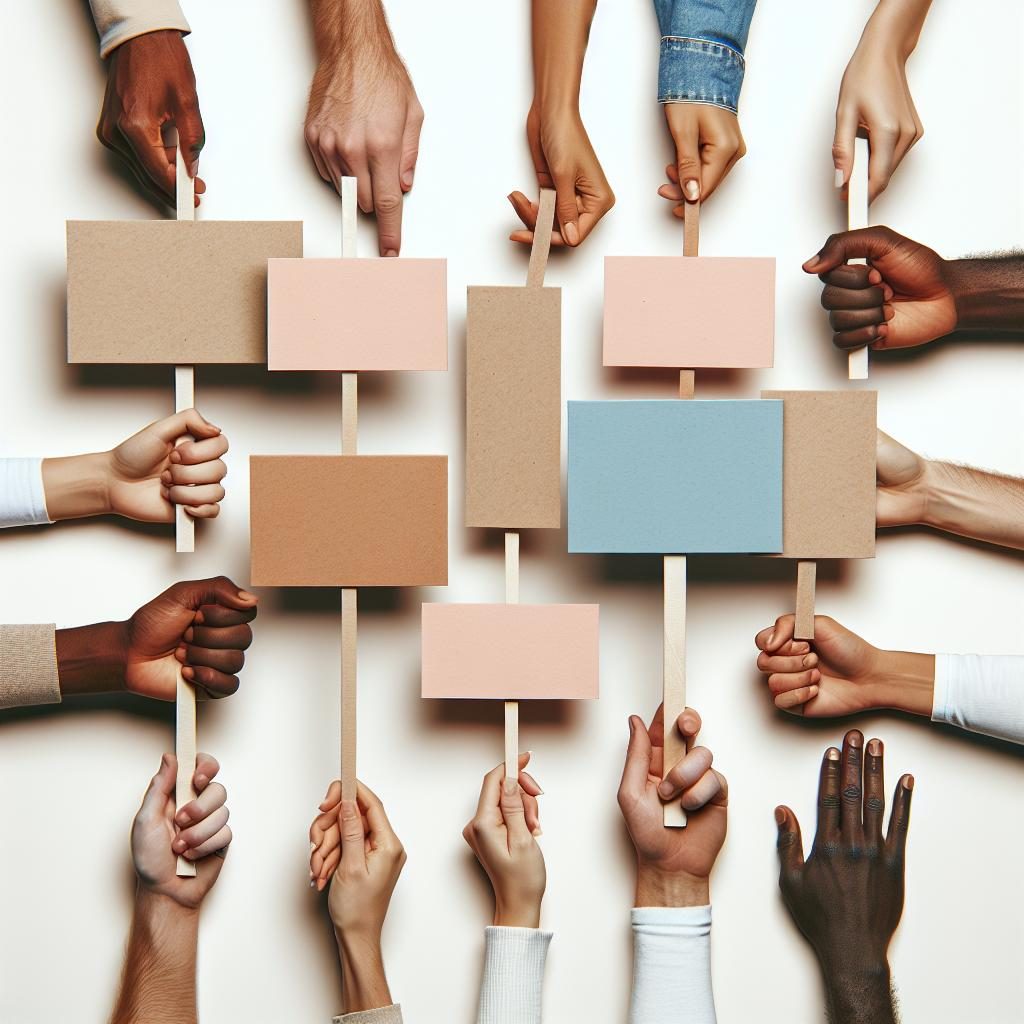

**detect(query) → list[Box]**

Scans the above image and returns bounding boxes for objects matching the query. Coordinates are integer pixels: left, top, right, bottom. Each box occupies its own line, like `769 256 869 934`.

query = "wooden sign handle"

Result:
526 189 556 288
504 531 520 781
847 137 870 381
678 199 699 393
174 661 197 877
663 555 687 827
795 560 816 641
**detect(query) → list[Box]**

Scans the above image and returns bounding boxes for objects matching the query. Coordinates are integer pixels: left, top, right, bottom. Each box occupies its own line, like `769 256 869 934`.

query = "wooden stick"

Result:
663 555 687 827
174 662 198 877
526 190 556 288
342 373 358 454
847 137 870 381
504 531 520 780
683 199 700 258
795 561 817 641
173 137 196 555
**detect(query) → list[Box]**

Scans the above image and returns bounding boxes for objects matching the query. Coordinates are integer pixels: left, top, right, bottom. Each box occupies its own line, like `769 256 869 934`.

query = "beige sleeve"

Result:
333 1005 403 1024
87 0 191 59
0 625 62 710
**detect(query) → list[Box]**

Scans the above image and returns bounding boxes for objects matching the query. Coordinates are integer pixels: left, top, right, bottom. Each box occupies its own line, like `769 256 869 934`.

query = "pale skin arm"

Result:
42 409 228 523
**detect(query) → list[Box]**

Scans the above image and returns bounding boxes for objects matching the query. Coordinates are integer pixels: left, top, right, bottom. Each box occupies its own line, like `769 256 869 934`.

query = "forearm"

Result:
864 0 933 59
336 930 393 1014
55 620 128 696
310 0 394 60
866 649 935 718
531 0 596 110
945 255 1024 332
635 864 708 909
111 890 199 1024
41 452 113 521
822 961 897 1024
920 460 1024 549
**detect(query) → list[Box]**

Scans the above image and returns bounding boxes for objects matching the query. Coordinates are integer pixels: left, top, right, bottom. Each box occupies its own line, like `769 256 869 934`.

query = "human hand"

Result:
617 705 727 907
775 731 913 1024
463 753 546 928
131 752 231 909
875 430 930 528
304 5 422 257
509 104 614 248
97 30 206 208
803 227 957 351
657 104 746 212
123 577 257 701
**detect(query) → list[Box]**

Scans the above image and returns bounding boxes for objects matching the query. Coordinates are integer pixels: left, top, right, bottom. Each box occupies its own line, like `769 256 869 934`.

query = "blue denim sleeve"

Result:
654 0 757 113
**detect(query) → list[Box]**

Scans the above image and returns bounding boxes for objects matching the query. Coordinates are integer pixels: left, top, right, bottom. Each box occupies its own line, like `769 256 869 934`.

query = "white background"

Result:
1 2 1022 1022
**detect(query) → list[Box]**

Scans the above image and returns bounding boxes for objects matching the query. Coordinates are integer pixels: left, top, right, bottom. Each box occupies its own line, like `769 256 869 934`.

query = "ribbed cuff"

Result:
333 1003 403 1024
658 37 745 112
0 458 51 528
0 625 61 710
477 926 552 1024
90 0 191 58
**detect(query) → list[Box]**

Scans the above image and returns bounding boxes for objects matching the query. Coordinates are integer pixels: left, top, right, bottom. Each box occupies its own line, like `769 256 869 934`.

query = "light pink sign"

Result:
603 255 775 369
421 603 599 700
268 258 447 371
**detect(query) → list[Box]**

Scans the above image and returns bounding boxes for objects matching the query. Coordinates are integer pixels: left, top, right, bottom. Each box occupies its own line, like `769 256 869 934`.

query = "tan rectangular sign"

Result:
465 285 561 529
67 220 303 364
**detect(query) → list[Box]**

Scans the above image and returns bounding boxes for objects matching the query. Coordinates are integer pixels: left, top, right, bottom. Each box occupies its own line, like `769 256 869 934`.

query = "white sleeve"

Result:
932 653 1024 745
87 0 191 59
333 1005 403 1024
476 926 552 1024
0 458 51 528
630 905 716 1024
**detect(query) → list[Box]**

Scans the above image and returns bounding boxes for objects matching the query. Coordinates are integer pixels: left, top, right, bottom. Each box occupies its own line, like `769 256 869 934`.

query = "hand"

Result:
803 227 957 351
657 104 746 211
123 577 257 700
305 6 423 257
775 731 913 1024
509 104 614 248
834 25 923 201
617 705 727 907
463 753 546 928
875 430 929 527
309 780 406 942
131 753 231 910
97 30 206 208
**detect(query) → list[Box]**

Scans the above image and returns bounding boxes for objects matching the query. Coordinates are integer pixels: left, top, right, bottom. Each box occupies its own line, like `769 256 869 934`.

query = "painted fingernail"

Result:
383 249 398 258
563 221 579 245
309 879 316 889
834 167 844 188
532 827 543 837
903 774 915 790
827 747 840 761
402 169 414 189
658 780 674 798
774 806 786 825
867 738 882 755
684 180 700 201
848 731 863 748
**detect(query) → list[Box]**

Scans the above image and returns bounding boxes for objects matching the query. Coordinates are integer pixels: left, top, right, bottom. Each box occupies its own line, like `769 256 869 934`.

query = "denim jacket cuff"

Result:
658 36 745 113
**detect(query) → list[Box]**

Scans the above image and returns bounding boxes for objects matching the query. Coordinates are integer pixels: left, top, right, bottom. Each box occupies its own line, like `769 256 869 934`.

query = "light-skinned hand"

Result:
657 103 746 211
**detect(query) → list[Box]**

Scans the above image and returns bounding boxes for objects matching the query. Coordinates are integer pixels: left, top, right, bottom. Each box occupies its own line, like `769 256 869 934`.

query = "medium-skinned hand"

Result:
657 103 746 211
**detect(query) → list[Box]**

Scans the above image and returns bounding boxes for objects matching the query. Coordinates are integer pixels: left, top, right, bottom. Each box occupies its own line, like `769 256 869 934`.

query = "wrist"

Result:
493 899 541 929
54 620 130 697
868 648 936 717
134 886 200 935
864 2 926 61
41 452 113 520
822 957 895 1024
335 929 391 1014
635 865 709 908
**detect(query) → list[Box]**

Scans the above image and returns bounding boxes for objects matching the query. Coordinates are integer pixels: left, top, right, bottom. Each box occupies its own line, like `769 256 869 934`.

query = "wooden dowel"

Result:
795 561 817 641
526 190 556 288
174 366 195 554
683 198 699 258
504 531 520 780
174 663 197 877
847 137 870 381
663 555 687 827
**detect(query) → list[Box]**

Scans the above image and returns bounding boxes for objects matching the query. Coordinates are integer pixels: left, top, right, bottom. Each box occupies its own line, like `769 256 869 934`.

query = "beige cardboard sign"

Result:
465 285 561 529
249 455 448 587
67 220 303 364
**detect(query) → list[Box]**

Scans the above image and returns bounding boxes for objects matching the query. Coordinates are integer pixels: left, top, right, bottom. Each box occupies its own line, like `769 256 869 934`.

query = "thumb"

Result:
775 805 805 879
618 715 653 801
400 106 423 192
672 123 702 203
173 100 205 179
499 777 532 846
875 429 921 487
550 166 580 246
832 104 858 189
802 227 890 274
139 753 177 819
169 576 258 614
339 799 367 870
154 408 221 444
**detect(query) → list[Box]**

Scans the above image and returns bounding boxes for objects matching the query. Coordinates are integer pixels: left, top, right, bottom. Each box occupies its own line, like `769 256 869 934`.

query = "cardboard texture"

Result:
567 399 783 553
67 220 303 364
249 455 448 586
421 603 599 700
603 256 775 368
465 285 562 529
762 390 876 559
267 258 448 371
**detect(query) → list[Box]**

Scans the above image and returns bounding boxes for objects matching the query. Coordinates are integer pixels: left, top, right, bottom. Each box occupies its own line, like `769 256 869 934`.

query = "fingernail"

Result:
195 774 207 788
834 168 844 188
883 286 894 301
827 747 840 761
848 731 863 748
402 170 414 189
383 249 398 258
684 180 700 201
867 738 882 755
563 221 579 245
628 716 636 736
903 774 915 790
767 631 776 647
238 590 257 602
774 807 785 825
532 827 543 837
657 780 674 798
309 879 316 889
808 685 819 698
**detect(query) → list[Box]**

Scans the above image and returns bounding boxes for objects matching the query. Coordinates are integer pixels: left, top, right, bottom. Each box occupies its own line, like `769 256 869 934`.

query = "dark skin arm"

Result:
97 30 206 208
776 730 914 1024
55 577 256 700
803 226 1024 351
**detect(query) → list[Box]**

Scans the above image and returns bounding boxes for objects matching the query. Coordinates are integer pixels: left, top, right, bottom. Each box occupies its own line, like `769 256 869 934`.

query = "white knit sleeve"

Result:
333 1005 403 1024
932 653 1024 745
476 926 552 1024
630 905 716 1024
0 458 51 528
87 0 191 59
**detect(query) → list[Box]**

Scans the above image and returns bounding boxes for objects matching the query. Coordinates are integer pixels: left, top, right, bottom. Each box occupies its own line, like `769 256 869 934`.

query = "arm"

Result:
508 0 614 248
654 0 756 209
876 430 1024 550
111 752 232 1024
305 0 423 257
617 705 727 1024
834 0 932 200
803 227 1024 352
40 410 227 524
463 755 550 1024
775 731 912 1024
310 780 405 1018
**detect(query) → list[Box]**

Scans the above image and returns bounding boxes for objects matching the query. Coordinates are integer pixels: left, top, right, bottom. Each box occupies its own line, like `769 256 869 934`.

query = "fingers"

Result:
180 644 244 677
369 148 404 257
885 773 914 864
863 738 886 846
138 753 177 818
181 663 240 699
175 780 226 830
183 824 232 861
153 408 221 445
657 745 712 801
168 577 259 616
774 684 820 711
193 752 220 792
839 730 864 843
166 482 225 508
356 780 399 845
814 745 841 848
339 799 367 871
819 264 888 306
675 706 703 743
681 767 727 812
174 92 206 180
754 615 797 654
802 226 903 275
319 779 342 813
866 128 898 203
667 109 702 202
832 103 859 189
766 668 821 697
170 434 229 465
193 602 258 629
618 715 654 805
775 805 805 879
757 647 816 675
551 166 581 247
118 116 176 202
399 102 423 191
173 804 229 857
187 622 253 651
475 753 532 823
498 777 532 846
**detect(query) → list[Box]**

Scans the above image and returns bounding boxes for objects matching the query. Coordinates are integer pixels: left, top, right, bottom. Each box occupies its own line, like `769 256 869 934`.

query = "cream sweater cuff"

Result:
0 625 61 710
88 0 191 58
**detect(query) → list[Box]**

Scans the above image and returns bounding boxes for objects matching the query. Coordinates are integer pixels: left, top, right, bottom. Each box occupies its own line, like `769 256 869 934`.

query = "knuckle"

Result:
374 191 402 216
841 784 862 804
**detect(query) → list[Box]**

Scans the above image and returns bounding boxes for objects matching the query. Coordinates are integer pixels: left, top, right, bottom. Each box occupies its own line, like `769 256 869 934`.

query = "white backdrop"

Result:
1 2 1022 1022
